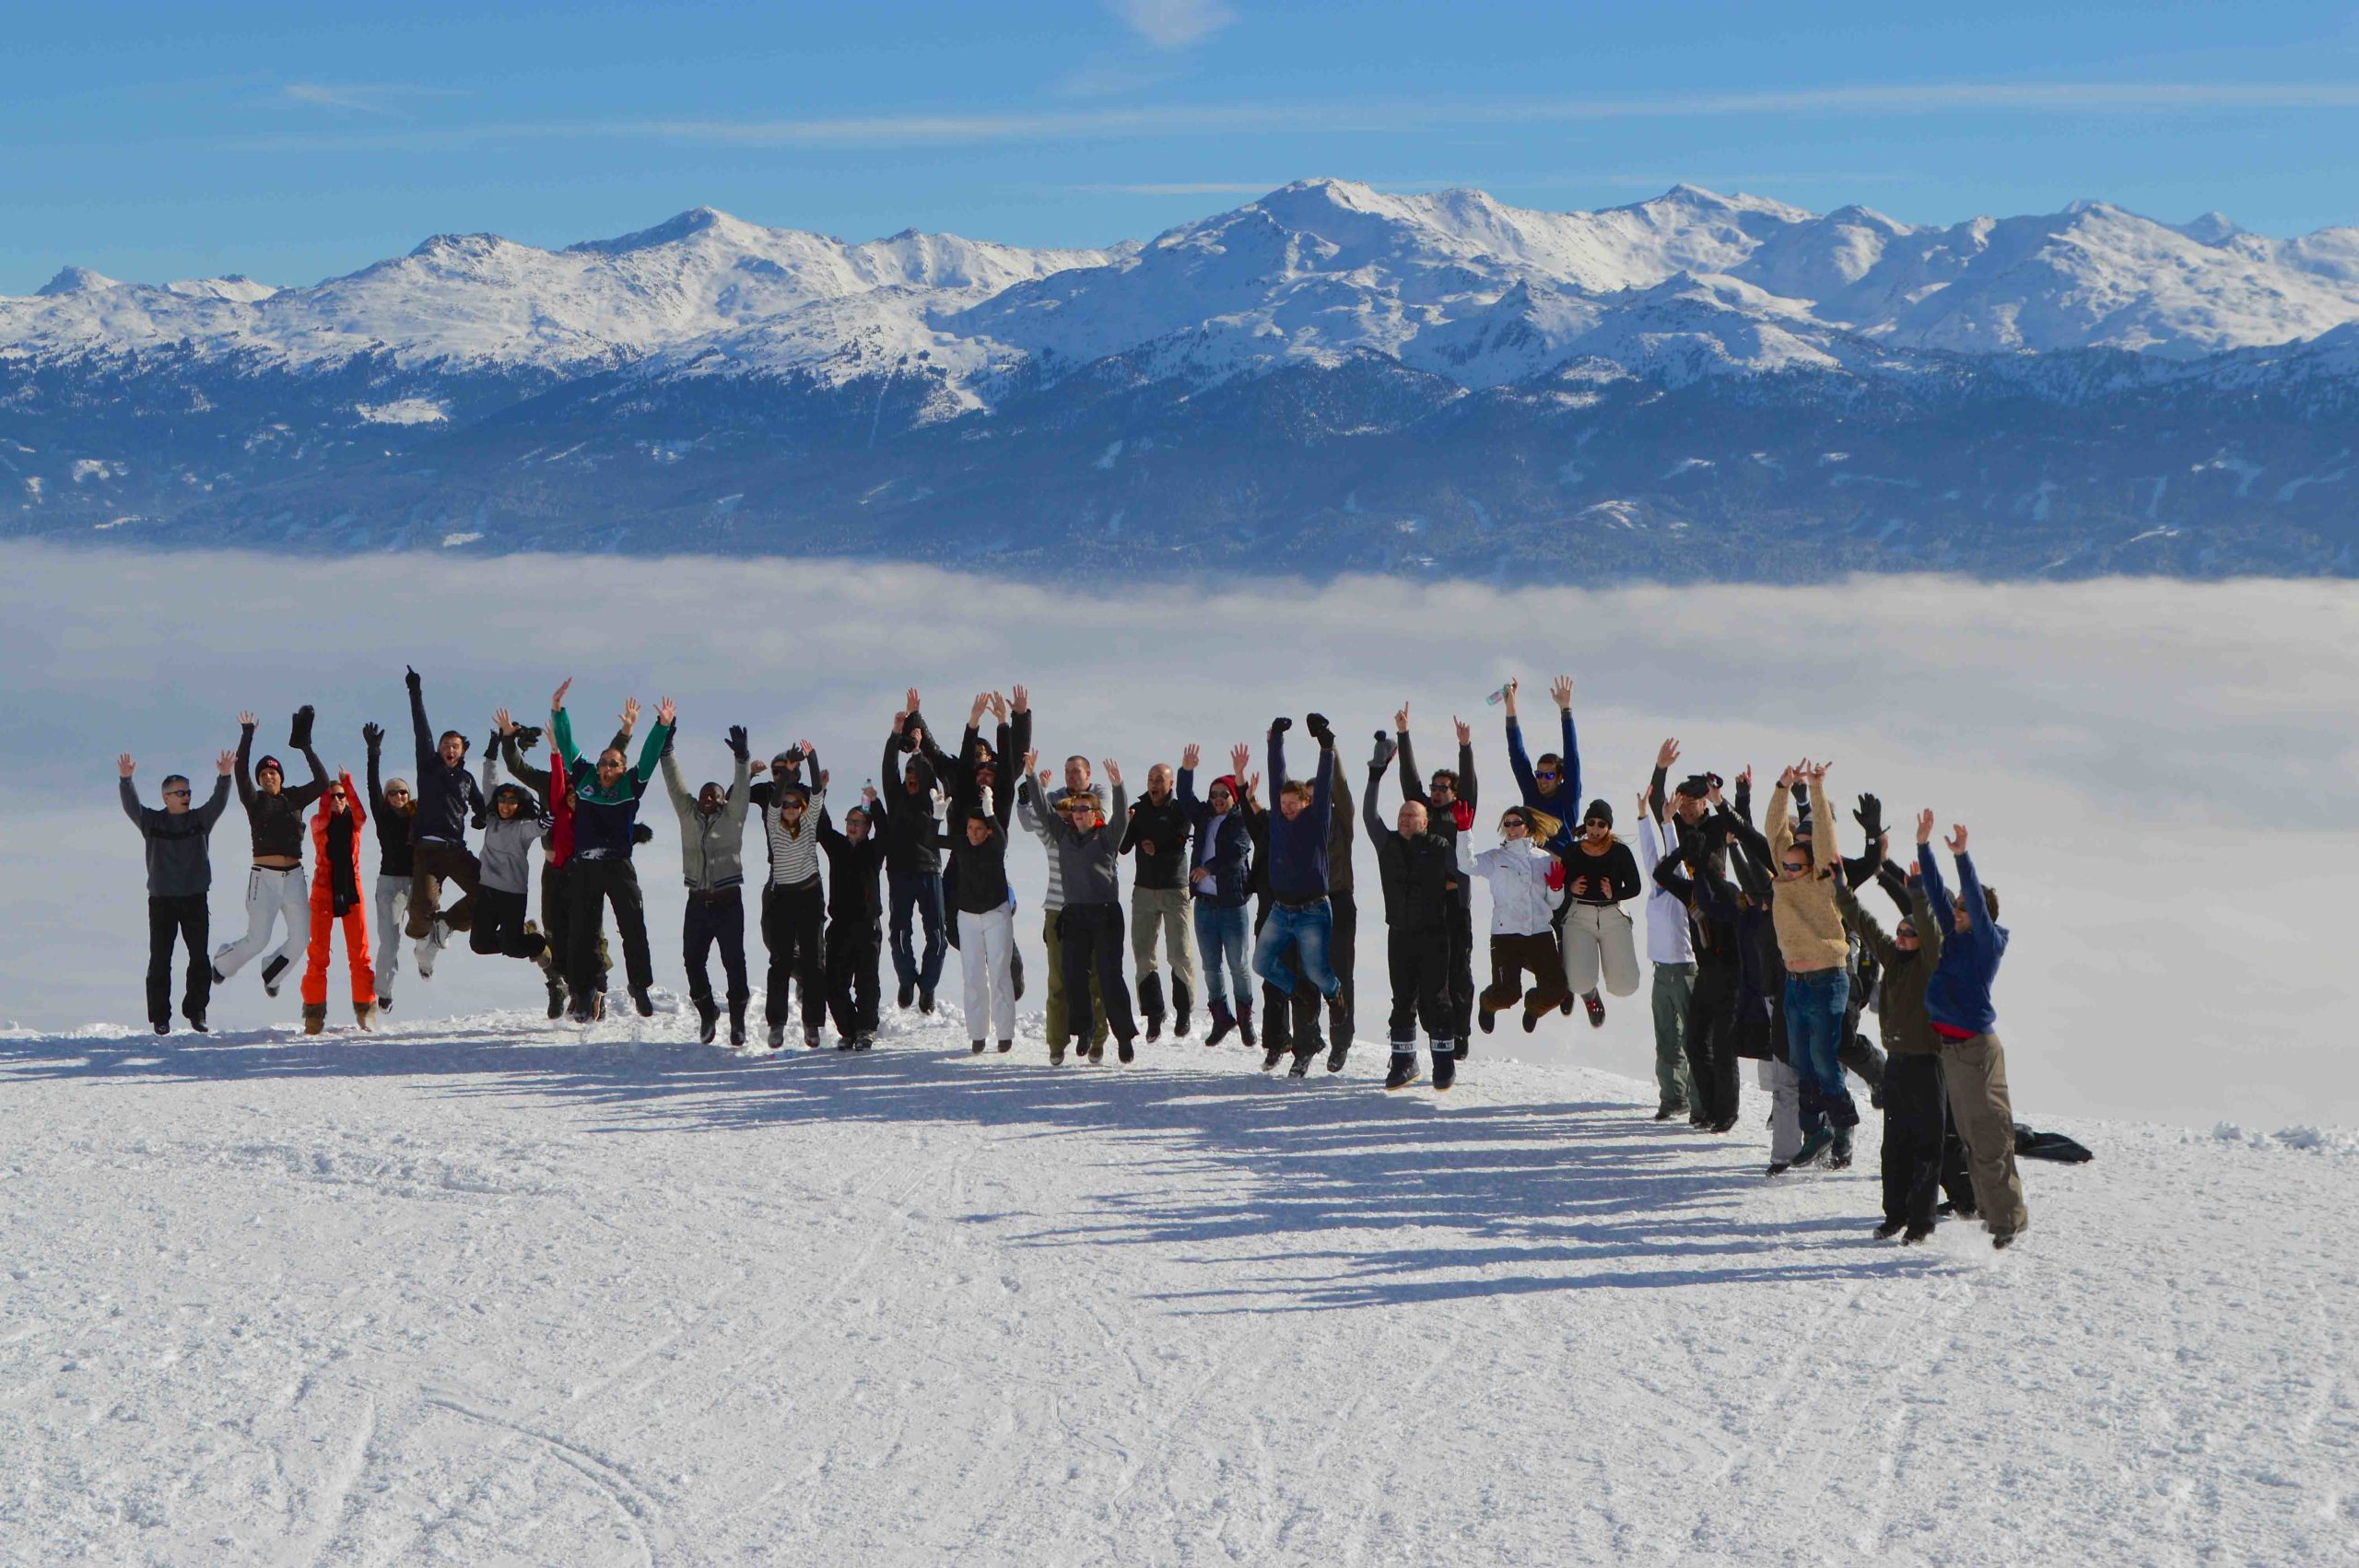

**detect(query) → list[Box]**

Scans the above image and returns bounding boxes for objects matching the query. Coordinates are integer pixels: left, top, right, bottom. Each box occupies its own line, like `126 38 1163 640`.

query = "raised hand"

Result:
1808 760 1832 787
1023 747 1039 776
905 686 921 714
1370 731 1397 771
861 785 879 805
1916 809 1935 846
1229 743 1252 778
1778 765 1798 790
493 708 513 735
622 696 642 731
216 750 235 775
1036 769 1052 790
1394 700 1410 732
1502 676 1520 717
1549 674 1574 708
1636 788 1650 819
1944 823 1968 855
363 720 385 749
1244 771 1262 801
1707 778 1724 807
1853 791 1883 835
1010 684 1029 714
117 753 135 778
550 678 571 712
986 691 1009 723
818 768 831 790
1181 743 1202 770
1104 758 1124 787
238 709 255 728
891 709 908 736
1453 716 1471 746
1656 737 1681 770
968 691 990 724
1269 715 1293 735
1736 766 1752 789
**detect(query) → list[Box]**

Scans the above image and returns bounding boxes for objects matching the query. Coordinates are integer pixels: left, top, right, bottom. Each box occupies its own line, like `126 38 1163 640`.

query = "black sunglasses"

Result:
163 788 192 797
1533 769 1559 779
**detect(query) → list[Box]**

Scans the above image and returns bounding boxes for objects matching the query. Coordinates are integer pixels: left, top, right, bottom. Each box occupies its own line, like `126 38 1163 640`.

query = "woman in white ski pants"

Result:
214 864 311 989
958 903 1017 1045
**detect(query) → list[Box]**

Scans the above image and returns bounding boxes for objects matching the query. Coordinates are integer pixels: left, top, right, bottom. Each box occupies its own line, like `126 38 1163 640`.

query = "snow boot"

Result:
1383 1050 1418 1091
767 1021 786 1050
1325 998 1352 1071
546 974 566 1020
898 978 916 1010
301 1002 326 1036
1118 1037 1136 1065
1582 990 1605 1028
1873 1220 1906 1240
1262 1045 1286 1072
354 1000 377 1033
1431 1043 1457 1092
1286 1049 1315 1079
1902 1222 1935 1245
1478 1004 1496 1035
1290 988 1322 1059
1260 982 1291 1059
262 954 290 998
1205 997 1237 1047
1237 997 1257 1048
1138 974 1165 1044
997 1038 1013 1054
1828 1129 1855 1171
971 1038 987 1055
918 985 936 1015
1172 978 1191 1038
695 997 721 1045
1791 1127 1834 1169
630 986 654 1019
728 1000 748 1047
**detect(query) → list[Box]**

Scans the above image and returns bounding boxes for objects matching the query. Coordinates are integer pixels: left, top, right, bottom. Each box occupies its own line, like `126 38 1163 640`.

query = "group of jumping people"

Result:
120 672 2029 1248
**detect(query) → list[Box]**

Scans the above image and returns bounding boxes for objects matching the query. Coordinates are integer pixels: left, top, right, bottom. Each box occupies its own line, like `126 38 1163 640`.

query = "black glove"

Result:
1369 731 1397 771
289 705 316 751
1269 716 1292 734
511 722 544 752
632 823 654 846
1305 712 1332 743
487 728 500 757
725 724 750 763
362 720 384 752
404 666 421 694
1853 791 1884 842
471 811 487 831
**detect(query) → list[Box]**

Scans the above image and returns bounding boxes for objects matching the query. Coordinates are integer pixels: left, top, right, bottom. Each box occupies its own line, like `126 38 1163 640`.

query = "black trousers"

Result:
684 888 750 1006
1683 965 1743 1126
1839 1031 1888 1097
1442 899 1475 1042
1056 904 1137 1045
569 858 653 1003
147 894 209 1025
761 880 827 1028
826 914 881 1037
470 885 544 959
1881 1054 1952 1228
1386 927 1451 1045
1330 888 1357 1022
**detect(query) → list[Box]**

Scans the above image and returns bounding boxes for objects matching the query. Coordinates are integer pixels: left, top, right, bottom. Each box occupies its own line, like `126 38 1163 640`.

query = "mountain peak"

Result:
566 207 757 256
35 265 124 297
2174 211 2246 247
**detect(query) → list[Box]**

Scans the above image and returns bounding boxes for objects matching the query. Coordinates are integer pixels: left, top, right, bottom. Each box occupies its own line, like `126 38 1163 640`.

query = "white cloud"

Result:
1109 0 1237 50
6 545 2354 1128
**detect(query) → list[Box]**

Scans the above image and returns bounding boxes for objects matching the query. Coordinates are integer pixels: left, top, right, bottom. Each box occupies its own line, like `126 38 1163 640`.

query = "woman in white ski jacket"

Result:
1472 807 1571 1034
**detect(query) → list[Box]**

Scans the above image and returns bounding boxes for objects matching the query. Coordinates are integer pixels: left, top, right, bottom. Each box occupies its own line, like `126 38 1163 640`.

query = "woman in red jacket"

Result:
301 771 378 1035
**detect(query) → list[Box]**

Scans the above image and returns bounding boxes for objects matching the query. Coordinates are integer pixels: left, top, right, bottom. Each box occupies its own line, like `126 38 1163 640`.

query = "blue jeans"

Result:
887 868 945 991
1784 968 1859 1131
1252 899 1339 999
1193 900 1252 1009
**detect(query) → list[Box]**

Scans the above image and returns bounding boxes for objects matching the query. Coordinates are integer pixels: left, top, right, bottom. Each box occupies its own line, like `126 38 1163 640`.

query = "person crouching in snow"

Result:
300 771 376 1035
1473 807 1570 1034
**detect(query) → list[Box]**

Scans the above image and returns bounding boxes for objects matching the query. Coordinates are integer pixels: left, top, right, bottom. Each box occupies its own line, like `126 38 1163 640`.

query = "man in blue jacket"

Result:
1177 742 1256 1047
1916 811 2028 1248
1251 715 1344 1076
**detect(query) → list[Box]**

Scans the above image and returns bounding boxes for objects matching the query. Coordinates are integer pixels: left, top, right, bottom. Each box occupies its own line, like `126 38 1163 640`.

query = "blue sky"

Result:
7 0 2359 293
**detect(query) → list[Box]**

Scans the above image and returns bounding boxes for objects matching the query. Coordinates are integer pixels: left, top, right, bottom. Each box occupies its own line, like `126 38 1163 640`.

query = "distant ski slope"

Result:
2 1003 2349 1564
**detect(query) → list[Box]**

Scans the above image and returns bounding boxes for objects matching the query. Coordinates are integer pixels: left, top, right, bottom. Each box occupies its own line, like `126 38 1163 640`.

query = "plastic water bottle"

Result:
1484 684 1511 707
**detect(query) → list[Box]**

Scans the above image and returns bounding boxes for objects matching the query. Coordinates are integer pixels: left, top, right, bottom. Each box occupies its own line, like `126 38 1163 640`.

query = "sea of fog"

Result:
3 545 2353 1128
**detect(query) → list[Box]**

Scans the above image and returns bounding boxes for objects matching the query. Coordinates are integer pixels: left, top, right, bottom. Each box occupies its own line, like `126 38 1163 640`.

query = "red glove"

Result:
1545 858 1567 892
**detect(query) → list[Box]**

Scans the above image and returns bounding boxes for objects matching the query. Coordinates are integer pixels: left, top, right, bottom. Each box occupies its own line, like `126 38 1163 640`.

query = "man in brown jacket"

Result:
1766 760 1858 1168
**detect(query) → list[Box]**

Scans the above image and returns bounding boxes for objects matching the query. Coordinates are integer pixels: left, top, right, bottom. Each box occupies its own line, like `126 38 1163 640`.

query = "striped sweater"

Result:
762 787 826 888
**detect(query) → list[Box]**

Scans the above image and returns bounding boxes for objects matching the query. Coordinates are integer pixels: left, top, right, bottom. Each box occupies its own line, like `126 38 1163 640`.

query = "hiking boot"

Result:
996 1038 1013 1054
1873 1220 1906 1240
1478 1005 1496 1035
1118 1038 1136 1065
1902 1222 1935 1245
546 977 566 1020
918 986 936 1015
262 954 291 998
1262 1046 1286 1072
301 1002 326 1036
1431 1048 1457 1092
1828 1129 1855 1170
630 986 653 1018
1582 990 1605 1028
1286 1051 1314 1079
1792 1128 1835 1168
898 979 916 1010
767 1022 786 1050
1325 1039 1351 1073
1205 999 1236 1047
695 998 721 1045
728 1001 748 1047
854 1035 874 1052
1383 1052 1418 1091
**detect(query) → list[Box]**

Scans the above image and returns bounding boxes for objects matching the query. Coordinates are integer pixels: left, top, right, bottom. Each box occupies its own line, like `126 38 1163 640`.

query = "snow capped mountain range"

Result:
5 180 2357 578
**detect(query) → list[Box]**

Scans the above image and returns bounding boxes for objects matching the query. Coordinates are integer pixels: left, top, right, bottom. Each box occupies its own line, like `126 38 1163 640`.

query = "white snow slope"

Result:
3 1004 2352 1565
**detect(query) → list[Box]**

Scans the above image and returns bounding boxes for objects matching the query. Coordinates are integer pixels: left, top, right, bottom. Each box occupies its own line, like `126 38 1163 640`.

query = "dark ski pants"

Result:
1482 932 1567 1024
683 887 750 1007
1442 899 1475 1043
146 894 210 1026
1056 903 1137 1047
1329 888 1357 1025
1683 965 1742 1126
1386 927 1451 1046
569 857 652 1004
826 915 881 1038
888 868 946 993
408 837 481 936
469 885 545 960
1880 1053 1951 1229
1042 907 1107 1050
762 879 827 1029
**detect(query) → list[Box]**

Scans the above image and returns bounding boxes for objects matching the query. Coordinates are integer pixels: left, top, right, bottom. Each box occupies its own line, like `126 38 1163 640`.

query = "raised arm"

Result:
234 716 257 807
1394 706 1426 805
630 700 675 783
1555 679 1580 807
1914 813 1952 917
659 748 694 817
1456 716 1477 812
407 668 434 771
1361 751 1392 847
1267 720 1291 797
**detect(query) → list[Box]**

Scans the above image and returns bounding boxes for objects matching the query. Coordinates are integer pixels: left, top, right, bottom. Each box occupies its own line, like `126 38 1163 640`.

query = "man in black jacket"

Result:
881 699 949 1012
1394 704 1478 1059
1121 761 1196 1042
1364 733 1461 1089
403 667 486 947
211 708 329 998
818 787 890 1049
361 721 417 1012
121 746 234 1032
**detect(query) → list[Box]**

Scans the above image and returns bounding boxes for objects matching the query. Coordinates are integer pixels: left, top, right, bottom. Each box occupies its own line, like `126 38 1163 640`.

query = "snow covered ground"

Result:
3 1001 2353 1565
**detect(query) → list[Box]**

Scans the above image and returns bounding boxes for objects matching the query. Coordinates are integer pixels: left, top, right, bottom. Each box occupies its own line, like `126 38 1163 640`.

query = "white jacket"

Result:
1473 839 1565 936
1636 814 1696 965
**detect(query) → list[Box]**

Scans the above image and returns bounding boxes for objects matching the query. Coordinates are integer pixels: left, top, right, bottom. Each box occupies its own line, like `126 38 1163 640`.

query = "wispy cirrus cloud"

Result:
280 81 463 116
1108 0 1236 50
217 79 2359 155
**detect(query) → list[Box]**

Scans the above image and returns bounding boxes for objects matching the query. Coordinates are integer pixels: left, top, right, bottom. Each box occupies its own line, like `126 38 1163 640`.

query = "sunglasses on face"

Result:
331 791 348 800
1896 928 1919 941
1533 770 1559 780
1781 861 1808 874
388 789 410 799
164 788 191 797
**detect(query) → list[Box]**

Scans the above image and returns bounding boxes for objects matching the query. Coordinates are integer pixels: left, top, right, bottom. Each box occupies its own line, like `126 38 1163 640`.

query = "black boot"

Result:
1261 981 1291 1060
694 996 720 1045
1237 996 1257 1047
728 999 748 1047
1010 949 1025 1001
898 978 916 1010
1137 973 1165 1044
630 985 654 1018
1290 985 1321 1061
1204 997 1236 1047
261 954 290 998
1431 1044 1458 1092
546 974 566 1020
1383 1050 1417 1090
1325 997 1352 1072
1172 977 1191 1038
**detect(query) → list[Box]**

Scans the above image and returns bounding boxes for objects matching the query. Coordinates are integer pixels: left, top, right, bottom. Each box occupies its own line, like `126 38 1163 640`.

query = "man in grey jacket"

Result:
120 747 234 1033
662 720 755 1045
1046 762 1136 1064
1017 749 1109 1056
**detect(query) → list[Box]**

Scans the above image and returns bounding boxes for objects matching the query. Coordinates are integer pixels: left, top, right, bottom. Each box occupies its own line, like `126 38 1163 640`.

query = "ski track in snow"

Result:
0 1002 2353 1566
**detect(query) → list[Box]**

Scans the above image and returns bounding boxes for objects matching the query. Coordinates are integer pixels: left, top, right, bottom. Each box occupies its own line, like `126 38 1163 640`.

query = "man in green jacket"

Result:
553 683 675 1021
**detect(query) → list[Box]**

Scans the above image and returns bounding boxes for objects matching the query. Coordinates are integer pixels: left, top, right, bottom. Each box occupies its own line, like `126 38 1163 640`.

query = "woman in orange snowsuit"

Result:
301 770 377 1034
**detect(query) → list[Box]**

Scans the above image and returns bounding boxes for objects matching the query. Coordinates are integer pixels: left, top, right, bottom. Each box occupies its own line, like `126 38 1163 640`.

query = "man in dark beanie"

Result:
212 707 328 999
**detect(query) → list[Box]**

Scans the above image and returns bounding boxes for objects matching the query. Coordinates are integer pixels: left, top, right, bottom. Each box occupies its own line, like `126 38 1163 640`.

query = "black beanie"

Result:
1584 798 1613 827
1674 774 1715 799
256 754 284 776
